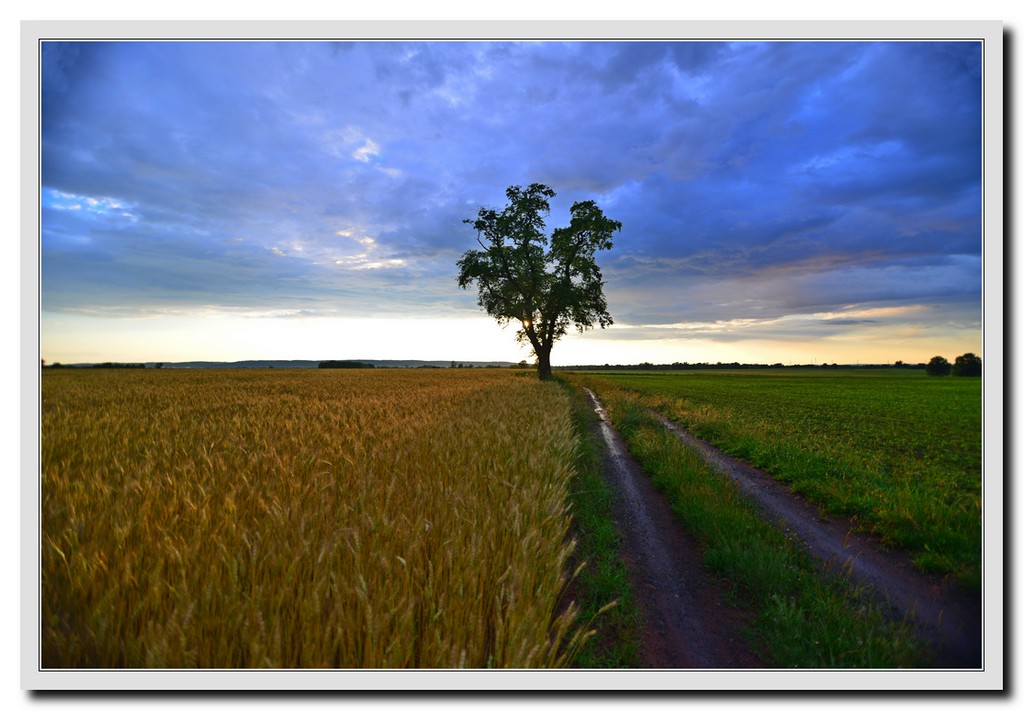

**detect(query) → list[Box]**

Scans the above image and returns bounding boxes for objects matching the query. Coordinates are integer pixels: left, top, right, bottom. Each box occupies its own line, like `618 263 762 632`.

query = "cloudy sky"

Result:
39 39 984 365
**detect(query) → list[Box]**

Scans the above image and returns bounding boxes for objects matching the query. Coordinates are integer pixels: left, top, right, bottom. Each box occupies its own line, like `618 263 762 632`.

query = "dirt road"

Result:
585 389 763 668
585 388 982 669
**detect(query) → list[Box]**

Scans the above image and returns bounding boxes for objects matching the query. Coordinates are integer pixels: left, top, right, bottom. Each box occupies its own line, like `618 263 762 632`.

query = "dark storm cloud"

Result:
39 39 982 341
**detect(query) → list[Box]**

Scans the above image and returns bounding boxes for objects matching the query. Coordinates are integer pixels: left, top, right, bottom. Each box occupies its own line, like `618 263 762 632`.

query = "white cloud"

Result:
331 229 404 270
336 229 376 248
324 126 381 163
44 188 138 221
333 256 406 271
352 137 381 162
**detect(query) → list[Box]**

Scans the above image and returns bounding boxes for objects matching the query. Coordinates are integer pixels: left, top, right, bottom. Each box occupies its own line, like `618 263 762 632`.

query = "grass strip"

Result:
570 375 934 668
556 377 643 668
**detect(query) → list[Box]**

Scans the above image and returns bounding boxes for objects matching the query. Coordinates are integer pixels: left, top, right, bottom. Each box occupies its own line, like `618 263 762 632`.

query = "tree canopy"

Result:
925 355 952 376
456 183 621 380
926 353 982 377
952 352 982 377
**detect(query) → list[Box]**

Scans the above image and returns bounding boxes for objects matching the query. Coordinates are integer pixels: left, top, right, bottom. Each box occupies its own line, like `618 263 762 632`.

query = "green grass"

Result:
570 375 933 668
577 369 982 590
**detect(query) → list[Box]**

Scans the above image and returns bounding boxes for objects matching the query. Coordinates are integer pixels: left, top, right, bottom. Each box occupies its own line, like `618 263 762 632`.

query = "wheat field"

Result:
41 368 588 668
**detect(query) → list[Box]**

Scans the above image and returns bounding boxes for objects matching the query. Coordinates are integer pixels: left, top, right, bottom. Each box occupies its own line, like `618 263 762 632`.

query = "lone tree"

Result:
457 183 621 380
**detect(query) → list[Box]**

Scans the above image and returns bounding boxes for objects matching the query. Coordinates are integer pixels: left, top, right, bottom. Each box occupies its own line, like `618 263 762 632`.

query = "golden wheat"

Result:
41 368 588 668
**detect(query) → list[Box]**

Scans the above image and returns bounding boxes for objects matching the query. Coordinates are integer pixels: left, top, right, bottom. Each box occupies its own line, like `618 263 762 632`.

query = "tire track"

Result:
584 388 762 668
652 413 982 668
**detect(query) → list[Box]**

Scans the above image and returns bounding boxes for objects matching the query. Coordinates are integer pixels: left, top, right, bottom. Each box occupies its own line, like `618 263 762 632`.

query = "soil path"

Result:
584 388 982 669
585 388 763 668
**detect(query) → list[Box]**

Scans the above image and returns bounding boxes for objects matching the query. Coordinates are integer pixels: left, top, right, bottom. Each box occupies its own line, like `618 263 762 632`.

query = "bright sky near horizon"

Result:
39 38 985 366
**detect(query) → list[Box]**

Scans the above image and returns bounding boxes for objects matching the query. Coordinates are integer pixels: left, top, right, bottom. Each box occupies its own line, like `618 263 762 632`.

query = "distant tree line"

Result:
567 356 983 375
448 361 528 369
568 361 913 372
318 360 375 369
43 362 147 369
926 353 982 377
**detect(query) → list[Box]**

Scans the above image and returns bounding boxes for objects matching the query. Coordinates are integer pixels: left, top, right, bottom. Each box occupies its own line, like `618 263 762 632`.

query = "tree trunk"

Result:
536 348 553 381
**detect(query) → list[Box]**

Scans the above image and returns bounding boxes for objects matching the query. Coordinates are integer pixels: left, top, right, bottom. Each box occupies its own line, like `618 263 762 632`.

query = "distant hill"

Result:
58 359 520 369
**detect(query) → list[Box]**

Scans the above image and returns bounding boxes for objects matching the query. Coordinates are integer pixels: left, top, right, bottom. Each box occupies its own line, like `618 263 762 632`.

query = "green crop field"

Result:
576 369 983 589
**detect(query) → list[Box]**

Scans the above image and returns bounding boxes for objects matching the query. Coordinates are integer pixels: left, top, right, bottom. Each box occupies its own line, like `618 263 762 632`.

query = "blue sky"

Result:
39 40 984 365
